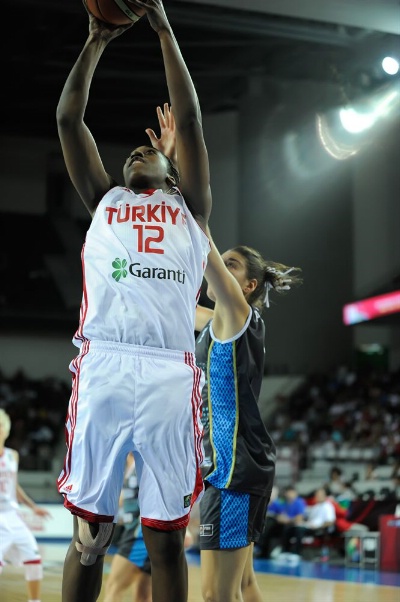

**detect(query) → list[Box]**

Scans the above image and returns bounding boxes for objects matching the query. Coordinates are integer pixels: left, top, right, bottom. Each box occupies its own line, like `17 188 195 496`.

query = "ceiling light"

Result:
382 57 399 75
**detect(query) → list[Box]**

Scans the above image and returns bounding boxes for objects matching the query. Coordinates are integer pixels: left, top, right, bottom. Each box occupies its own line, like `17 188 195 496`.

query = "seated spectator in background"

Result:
304 487 336 531
364 462 379 481
256 485 306 559
334 480 357 509
329 496 368 534
274 486 338 563
384 473 400 501
325 466 346 498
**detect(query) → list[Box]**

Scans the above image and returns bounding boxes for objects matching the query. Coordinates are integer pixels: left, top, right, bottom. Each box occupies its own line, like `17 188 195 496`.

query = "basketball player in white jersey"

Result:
56 1 211 601
0 409 51 602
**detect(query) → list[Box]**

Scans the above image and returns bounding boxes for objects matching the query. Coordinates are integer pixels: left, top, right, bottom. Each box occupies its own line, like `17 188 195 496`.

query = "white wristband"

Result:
113 0 141 22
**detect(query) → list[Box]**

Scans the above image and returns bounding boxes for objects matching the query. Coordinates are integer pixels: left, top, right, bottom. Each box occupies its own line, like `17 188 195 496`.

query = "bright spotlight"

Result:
339 108 375 134
382 56 399 75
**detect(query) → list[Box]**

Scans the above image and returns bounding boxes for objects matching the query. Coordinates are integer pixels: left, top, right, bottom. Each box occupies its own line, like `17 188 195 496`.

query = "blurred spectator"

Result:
364 462 379 480
256 485 306 559
303 487 336 531
328 496 368 534
335 481 357 509
0 368 69 470
325 466 345 497
268 366 400 468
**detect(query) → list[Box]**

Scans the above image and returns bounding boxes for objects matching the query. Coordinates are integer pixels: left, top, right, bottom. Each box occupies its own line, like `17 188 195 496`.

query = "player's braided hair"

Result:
166 156 180 185
231 245 303 310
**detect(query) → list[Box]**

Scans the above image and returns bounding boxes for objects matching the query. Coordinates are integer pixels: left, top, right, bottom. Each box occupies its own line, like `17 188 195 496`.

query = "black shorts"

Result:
199 485 269 550
116 523 151 575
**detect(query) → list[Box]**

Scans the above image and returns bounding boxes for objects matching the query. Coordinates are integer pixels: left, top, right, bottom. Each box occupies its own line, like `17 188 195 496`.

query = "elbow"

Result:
56 96 83 128
176 111 203 133
56 106 81 131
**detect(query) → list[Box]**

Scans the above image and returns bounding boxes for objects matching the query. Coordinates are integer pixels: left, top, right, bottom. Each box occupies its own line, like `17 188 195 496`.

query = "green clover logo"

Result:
112 258 128 282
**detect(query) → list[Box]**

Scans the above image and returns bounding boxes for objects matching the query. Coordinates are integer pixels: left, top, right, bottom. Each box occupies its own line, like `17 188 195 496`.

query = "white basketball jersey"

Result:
0 447 18 512
73 187 210 353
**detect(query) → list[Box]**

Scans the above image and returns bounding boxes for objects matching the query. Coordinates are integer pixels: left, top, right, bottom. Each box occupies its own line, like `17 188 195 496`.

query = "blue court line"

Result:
254 558 400 587
185 549 400 587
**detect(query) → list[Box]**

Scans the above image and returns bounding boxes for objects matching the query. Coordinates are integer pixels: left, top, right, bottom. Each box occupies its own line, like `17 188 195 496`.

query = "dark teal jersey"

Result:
195 306 276 496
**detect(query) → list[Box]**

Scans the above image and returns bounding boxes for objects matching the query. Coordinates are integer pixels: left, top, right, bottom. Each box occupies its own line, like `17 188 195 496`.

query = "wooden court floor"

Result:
1 561 399 602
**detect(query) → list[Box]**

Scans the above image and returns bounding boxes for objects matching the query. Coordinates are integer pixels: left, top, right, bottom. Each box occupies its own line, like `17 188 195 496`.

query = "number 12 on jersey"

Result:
133 225 164 254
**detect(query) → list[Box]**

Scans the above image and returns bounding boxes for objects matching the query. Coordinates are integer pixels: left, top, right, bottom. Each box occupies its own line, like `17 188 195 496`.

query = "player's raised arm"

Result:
203 231 251 339
135 0 212 227
56 3 133 215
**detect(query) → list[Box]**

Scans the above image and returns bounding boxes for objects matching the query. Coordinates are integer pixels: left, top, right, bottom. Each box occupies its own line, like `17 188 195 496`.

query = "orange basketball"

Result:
86 0 146 26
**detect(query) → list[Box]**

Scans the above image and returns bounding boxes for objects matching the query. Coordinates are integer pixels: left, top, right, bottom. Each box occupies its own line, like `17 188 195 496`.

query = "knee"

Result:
24 560 43 582
201 586 218 602
104 578 120 599
75 518 115 566
148 529 185 568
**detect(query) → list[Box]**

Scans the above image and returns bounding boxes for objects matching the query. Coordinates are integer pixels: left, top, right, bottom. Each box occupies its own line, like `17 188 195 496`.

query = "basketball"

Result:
86 0 146 26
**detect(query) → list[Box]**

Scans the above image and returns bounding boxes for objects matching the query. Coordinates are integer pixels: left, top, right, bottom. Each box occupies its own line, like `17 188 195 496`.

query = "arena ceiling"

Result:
2 0 399 146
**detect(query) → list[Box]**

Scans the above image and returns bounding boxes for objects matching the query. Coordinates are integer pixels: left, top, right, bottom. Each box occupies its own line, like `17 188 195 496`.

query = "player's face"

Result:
206 250 250 302
123 146 169 188
0 420 10 444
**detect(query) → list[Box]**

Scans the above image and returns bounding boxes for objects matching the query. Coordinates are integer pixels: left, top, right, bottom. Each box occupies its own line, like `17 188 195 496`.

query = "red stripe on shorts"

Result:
57 340 90 491
63 498 114 523
141 514 190 531
185 352 204 506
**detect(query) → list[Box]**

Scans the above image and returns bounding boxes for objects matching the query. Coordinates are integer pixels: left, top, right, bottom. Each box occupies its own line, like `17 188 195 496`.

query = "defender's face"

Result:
123 146 169 186
206 250 249 302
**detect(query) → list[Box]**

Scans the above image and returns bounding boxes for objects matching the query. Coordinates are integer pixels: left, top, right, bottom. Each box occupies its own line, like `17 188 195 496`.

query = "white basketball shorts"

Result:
57 340 204 530
0 510 41 565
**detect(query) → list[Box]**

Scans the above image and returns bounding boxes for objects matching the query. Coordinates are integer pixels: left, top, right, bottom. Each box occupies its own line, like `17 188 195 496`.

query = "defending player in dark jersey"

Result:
195 235 302 601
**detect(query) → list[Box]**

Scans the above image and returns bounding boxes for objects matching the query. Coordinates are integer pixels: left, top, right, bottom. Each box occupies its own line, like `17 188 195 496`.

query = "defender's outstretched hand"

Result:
146 103 178 165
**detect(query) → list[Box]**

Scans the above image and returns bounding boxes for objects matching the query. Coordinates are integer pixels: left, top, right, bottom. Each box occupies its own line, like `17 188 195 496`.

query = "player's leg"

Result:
199 486 248 601
62 515 115 602
24 560 43 601
187 502 200 550
58 345 132 602
103 553 150 602
135 350 204 602
104 524 152 602
11 513 43 602
241 493 270 601
201 547 249 602
132 569 152 602
199 487 268 602
142 525 187 602
241 544 264 602
0 511 13 575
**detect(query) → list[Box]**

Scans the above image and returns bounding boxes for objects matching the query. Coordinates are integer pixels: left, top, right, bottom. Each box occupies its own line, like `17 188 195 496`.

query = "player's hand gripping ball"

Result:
86 0 146 25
